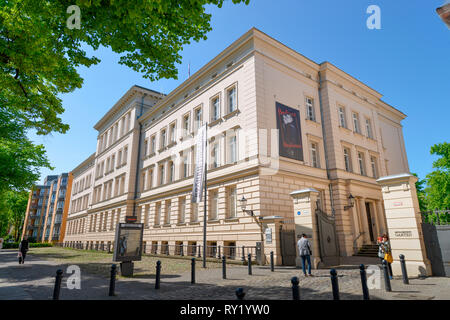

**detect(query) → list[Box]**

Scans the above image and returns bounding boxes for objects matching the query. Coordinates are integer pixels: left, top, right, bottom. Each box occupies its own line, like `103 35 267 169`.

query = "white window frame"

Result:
306 97 316 121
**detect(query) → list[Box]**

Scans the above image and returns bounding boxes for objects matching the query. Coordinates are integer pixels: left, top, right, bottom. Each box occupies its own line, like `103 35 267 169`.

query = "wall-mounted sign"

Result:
394 230 413 238
393 202 403 207
265 228 272 244
297 211 301 216
275 102 303 161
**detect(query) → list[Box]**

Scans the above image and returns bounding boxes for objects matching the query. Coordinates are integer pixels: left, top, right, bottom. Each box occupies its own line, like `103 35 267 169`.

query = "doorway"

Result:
365 202 375 243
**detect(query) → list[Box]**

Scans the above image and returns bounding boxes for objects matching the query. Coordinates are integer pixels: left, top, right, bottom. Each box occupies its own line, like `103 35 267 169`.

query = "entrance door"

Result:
365 202 375 243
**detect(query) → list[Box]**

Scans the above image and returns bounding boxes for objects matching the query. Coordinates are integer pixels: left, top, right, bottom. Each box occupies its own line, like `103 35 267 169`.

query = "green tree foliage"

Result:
424 142 450 210
0 192 9 237
0 0 249 192
4 190 29 241
412 173 428 212
1 0 249 135
0 109 52 192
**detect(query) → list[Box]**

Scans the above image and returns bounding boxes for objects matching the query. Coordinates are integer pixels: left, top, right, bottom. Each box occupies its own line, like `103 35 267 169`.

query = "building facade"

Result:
22 173 73 243
63 28 411 265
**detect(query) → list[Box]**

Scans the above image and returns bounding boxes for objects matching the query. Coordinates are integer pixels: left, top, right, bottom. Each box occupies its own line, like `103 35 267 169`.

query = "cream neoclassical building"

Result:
64 28 412 266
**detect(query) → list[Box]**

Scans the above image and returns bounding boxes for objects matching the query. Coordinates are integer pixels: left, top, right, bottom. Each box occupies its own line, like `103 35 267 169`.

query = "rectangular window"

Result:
160 129 166 149
228 186 237 218
126 112 131 132
165 201 171 225
210 190 219 220
147 169 153 189
365 118 373 139
310 142 320 168
143 139 148 157
352 113 361 134
169 161 175 183
169 122 176 143
179 197 186 224
228 135 237 164
306 97 315 121
358 152 366 176
150 135 156 154
123 146 128 165
343 148 352 172
159 164 165 185
211 142 220 168
371 156 378 178
194 107 202 130
117 150 122 168
120 176 125 194
155 203 161 226
183 114 190 136
183 154 189 178
211 96 220 121
227 86 237 113
338 106 347 128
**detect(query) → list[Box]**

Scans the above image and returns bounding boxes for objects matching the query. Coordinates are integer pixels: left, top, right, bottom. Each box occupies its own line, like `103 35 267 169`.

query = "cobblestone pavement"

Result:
1 250 449 300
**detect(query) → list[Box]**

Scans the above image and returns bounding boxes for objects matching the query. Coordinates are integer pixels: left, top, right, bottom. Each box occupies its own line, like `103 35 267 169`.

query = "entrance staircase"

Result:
354 244 379 258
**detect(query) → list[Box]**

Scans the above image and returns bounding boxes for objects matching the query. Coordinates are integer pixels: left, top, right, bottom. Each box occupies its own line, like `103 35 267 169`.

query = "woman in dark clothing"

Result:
18 236 29 264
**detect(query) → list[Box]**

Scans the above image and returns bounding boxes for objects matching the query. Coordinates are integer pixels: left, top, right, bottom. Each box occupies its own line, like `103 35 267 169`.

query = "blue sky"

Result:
31 0 449 184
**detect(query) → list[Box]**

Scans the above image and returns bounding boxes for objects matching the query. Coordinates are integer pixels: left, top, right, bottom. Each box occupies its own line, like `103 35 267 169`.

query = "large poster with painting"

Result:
113 223 144 262
275 102 304 161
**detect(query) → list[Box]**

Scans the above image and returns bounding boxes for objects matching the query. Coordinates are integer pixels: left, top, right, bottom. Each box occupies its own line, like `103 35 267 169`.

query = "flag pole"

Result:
203 123 208 268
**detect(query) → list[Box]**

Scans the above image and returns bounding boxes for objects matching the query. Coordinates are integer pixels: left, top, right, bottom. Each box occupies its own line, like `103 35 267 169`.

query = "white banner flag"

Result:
192 124 207 203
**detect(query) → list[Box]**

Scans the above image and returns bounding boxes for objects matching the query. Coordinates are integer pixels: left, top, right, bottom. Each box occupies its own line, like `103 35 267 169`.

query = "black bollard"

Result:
222 255 227 279
52 269 63 300
399 254 409 284
218 245 221 259
241 246 245 262
155 260 161 289
236 288 245 300
291 276 300 300
109 264 117 296
248 253 252 275
180 244 184 256
382 260 392 292
330 269 340 300
191 258 196 284
359 264 370 300
198 245 201 258
270 251 274 272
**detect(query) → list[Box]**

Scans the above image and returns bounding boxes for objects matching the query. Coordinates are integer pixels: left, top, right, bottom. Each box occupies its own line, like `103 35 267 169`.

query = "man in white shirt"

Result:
297 234 313 276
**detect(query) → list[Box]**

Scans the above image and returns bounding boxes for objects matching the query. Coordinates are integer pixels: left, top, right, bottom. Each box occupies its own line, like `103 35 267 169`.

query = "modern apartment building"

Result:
22 173 73 243
63 28 411 265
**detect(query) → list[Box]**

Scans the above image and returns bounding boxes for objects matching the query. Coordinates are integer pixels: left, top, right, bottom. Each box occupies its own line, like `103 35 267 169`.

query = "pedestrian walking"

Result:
297 234 313 277
378 234 393 279
18 236 29 264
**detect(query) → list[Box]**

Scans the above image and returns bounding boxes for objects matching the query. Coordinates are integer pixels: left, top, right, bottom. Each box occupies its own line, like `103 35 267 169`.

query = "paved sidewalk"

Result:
0 250 449 300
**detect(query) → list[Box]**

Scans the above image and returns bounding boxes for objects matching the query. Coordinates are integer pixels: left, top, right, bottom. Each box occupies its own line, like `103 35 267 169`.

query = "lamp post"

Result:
239 196 265 265
344 194 355 211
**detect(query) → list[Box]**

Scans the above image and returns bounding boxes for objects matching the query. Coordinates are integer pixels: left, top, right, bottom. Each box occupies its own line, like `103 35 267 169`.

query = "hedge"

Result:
2 242 53 249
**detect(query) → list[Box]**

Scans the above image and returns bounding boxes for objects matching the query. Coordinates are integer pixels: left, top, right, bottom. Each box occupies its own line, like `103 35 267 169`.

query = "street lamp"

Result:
344 194 355 210
239 195 265 264
239 196 254 216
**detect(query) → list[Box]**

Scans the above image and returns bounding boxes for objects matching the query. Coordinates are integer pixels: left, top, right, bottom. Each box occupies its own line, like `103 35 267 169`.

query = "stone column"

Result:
377 173 432 277
358 197 371 243
260 216 283 266
290 188 321 269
